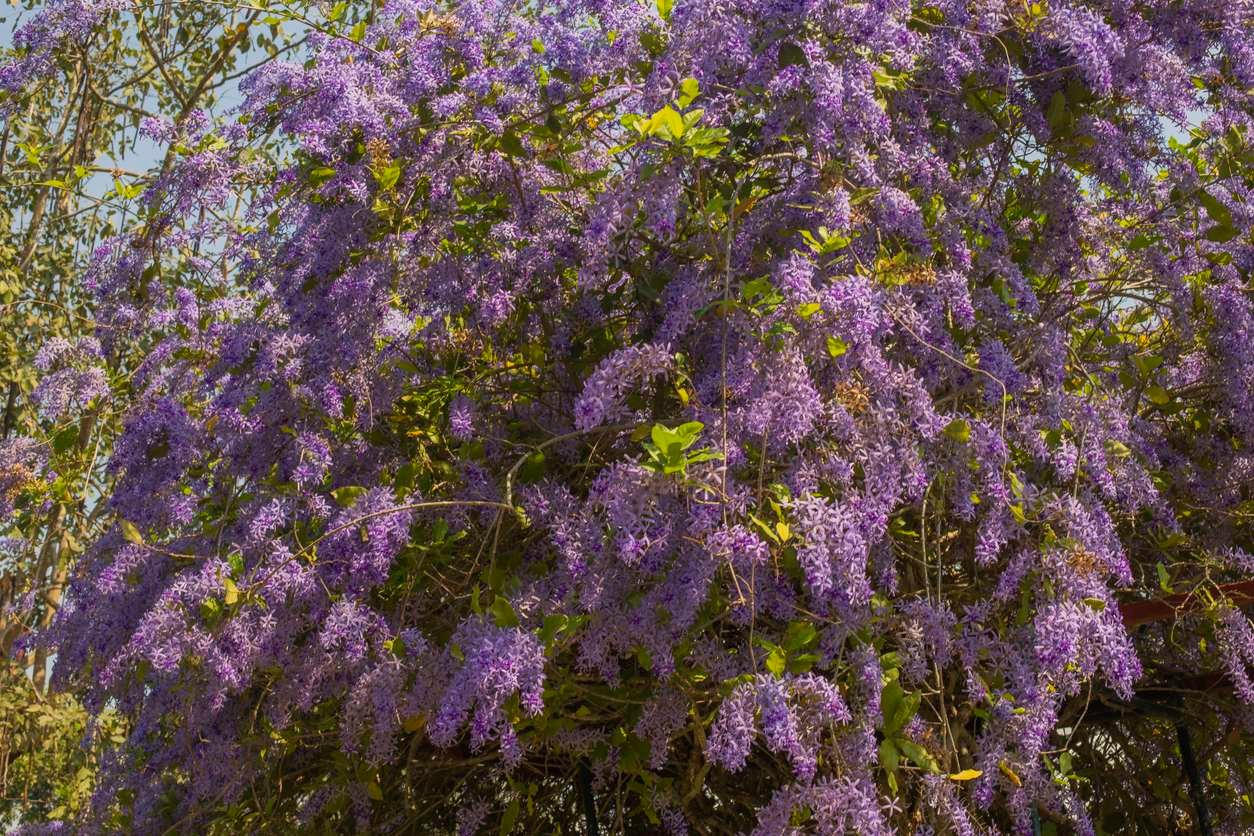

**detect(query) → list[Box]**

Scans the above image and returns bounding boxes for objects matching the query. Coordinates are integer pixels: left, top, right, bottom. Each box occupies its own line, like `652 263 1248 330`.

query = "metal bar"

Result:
577 760 599 836
1176 722 1213 836
1119 580 1254 628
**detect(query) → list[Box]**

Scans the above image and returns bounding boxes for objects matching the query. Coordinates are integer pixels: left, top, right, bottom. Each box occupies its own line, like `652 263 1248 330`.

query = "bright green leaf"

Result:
331 485 368 507
677 77 699 108
372 163 401 191
896 739 940 773
943 418 971 443
656 105 684 139
120 520 144 546
1155 561 1173 593
765 645 787 677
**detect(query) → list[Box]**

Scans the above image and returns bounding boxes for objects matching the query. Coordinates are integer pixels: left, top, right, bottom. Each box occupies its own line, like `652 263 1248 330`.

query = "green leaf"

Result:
620 113 646 137
651 423 682 457
112 178 143 200
1145 385 1171 405
372 163 401 191
826 336 848 358
882 682 920 736
881 680 902 724
786 652 819 674
742 276 775 301
872 67 902 90
943 418 971 443
497 131 527 158
1046 90 1068 134
120 520 144 546
1105 439 1132 459
673 421 704 449
331 485 368 507
782 620 817 652
655 0 674 21
1155 561 1173 593
1197 190 1234 227
684 449 723 466
349 20 368 43
223 577 240 606
393 461 417 491
490 596 520 628
1133 354 1163 376
677 77 700 108
1203 225 1238 243
200 597 223 625
327 2 348 21
896 739 940 772
51 425 78 453
500 798 520 836
796 302 822 319
366 780 383 801
778 42 808 69
655 105 685 139
892 691 921 736
540 614 568 647
749 513 781 544
879 738 900 772
649 422 704 470
309 166 336 187
765 645 787 677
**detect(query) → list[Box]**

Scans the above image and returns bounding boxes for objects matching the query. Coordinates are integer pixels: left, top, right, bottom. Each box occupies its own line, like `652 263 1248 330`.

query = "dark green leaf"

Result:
490 597 520 628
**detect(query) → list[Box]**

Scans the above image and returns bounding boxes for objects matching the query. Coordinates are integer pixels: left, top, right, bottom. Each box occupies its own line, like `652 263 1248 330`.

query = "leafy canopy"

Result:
2 0 1253 832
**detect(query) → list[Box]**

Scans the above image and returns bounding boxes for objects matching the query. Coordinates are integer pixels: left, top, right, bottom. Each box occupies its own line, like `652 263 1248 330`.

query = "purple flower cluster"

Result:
706 673 851 780
30 336 108 420
0 0 124 109
429 618 546 766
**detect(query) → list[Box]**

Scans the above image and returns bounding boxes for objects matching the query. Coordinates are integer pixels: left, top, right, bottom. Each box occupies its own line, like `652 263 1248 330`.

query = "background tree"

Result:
0 0 306 823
